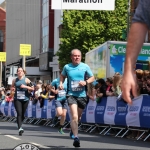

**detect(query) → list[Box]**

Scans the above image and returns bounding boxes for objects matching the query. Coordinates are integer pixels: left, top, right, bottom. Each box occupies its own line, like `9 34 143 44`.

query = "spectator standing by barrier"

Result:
112 74 122 97
96 79 107 103
5 91 14 102
0 87 5 102
87 83 96 101
50 74 68 134
40 84 50 99
121 0 150 104
106 77 114 96
39 83 47 108
11 67 34 136
143 70 149 77
135 69 143 80
59 49 95 147
33 84 42 104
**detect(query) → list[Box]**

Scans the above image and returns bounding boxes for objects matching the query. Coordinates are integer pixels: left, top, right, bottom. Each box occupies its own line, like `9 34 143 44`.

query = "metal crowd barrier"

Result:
1 95 150 142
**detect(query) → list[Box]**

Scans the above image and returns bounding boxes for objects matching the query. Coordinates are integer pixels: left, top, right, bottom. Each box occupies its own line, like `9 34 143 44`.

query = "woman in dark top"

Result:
96 78 107 103
11 67 34 136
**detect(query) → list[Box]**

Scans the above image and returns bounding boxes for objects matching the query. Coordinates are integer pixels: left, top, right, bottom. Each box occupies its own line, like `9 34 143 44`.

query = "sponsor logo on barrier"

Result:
142 106 150 112
82 111 85 114
36 105 40 109
47 106 51 109
107 106 115 111
28 105 32 109
88 106 95 110
143 113 150 117
96 106 104 111
130 113 137 116
118 107 127 112
32 105 36 109
107 112 114 115
32 105 36 111
51 105 55 112
43 106 47 111
129 106 139 112
4 106 8 109
118 113 126 116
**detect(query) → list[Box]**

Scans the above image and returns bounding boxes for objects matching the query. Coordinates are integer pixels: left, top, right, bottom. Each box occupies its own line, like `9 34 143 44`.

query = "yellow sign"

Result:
20 44 31 56
0 52 6 62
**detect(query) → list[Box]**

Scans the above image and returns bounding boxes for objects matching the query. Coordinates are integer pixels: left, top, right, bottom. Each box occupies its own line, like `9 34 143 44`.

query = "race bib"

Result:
71 81 83 92
17 91 25 99
58 90 66 97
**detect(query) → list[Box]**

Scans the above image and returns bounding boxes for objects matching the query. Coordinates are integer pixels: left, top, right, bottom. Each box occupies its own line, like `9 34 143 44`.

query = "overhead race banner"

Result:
52 0 115 10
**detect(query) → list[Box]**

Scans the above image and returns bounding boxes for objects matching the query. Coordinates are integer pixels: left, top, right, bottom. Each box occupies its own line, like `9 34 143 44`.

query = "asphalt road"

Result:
0 121 149 150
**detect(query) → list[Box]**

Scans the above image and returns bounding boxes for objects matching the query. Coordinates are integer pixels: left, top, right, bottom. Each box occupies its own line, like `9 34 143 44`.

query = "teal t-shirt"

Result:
14 77 30 101
51 78 67 101
61 62 93 97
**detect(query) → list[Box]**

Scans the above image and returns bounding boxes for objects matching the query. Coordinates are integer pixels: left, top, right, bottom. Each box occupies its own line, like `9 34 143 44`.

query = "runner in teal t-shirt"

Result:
59 49 95 147
50 77 68 134
11 67 34 136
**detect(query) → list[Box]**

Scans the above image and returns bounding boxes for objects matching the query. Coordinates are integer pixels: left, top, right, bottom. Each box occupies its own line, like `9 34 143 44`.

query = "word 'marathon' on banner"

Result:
63 0 102 3
52 0 115 10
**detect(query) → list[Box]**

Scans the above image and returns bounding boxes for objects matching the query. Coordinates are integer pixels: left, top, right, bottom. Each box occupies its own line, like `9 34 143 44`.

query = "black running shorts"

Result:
67 95 87 109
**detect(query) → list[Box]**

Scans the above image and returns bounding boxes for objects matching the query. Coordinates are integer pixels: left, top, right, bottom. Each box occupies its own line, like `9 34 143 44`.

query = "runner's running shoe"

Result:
19 128 24 136
73 137 80 147
58 128 65 134
70 130 75 139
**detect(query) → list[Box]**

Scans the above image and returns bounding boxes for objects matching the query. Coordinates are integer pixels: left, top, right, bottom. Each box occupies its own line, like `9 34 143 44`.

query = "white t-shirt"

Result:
37 88 42 97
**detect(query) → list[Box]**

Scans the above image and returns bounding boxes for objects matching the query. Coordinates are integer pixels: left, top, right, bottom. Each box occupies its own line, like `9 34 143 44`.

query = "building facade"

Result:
52 9 63 80
0 7 6 86
39 0 54 83
5 0 55 83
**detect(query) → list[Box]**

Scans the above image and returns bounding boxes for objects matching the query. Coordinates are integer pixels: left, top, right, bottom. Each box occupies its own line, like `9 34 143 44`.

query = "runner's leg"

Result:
69 103 78 137
14 100 22 129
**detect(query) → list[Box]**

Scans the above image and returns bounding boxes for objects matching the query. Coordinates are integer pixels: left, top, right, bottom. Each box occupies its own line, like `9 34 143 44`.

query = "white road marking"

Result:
5 135 21 140
30 142 49 149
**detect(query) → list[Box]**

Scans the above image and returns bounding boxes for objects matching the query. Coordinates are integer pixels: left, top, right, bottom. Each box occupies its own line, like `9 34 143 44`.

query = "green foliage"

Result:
57 0 128 68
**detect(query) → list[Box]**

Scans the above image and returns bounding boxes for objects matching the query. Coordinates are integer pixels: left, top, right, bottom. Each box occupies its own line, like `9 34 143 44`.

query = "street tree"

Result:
57 0 128 67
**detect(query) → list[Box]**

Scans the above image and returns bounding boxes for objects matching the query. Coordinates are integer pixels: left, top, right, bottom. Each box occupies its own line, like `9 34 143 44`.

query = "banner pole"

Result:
22 55 26 70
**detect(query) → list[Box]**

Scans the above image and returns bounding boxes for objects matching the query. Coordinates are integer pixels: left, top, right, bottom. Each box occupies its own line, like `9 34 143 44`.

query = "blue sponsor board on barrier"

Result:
95 97 107 124
41 100 47 119
114 99 128 126
1 101 6 115
11 102 15 117
1 95 150 129
51 100 56 118
32 104 36 118
4 102 9 116
139 95 150 128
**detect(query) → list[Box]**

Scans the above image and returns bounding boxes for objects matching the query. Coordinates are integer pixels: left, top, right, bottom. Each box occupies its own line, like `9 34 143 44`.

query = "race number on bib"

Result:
71 81 83 92
17 91 25 99
58 90 66 97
